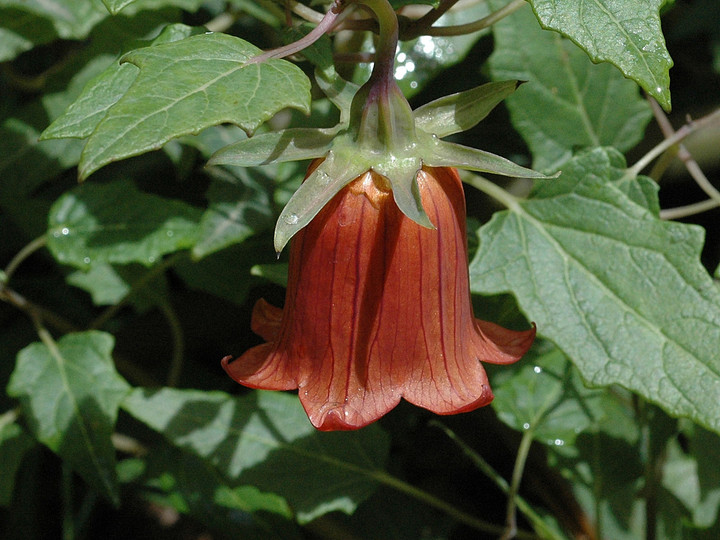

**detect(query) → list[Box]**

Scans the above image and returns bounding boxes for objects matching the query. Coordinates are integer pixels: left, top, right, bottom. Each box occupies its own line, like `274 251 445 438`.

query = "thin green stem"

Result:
401 0 460 39
646 99 720 207
660 199 720 220
357 0 399 79
627 107 720 181
369 470 539 539
158 300 185 387
3 235 47 285
501 429 534 540
424 0 526 37
89 253 184 331
245 0 348 65
430 421 564 540
461 171 522 212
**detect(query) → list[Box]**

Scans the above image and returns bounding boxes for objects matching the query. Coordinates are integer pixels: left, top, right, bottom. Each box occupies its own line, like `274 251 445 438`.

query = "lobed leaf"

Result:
6 331 130 504
75 32 311 179
470 148 720 435
122 388 390 522
47 179 202 269
527 0 672 109
489 1 652 171
41 24 206 141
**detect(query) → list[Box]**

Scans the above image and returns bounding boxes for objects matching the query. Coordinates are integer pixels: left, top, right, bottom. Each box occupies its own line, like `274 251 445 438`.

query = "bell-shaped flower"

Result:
222 163 535 430
214 0 552 430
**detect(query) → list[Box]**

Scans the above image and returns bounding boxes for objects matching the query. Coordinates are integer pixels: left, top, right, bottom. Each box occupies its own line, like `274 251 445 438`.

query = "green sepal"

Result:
375 155 433 229
274 148 369 253
315 69 360 123
425 136 556 179
208 128 337 167
413 80 521 138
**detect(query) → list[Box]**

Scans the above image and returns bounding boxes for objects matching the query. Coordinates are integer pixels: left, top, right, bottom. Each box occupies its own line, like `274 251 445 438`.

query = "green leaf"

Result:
0 9 57 62
76 32 311 179
251 263 288 288
414 80 521 138
41 24 206 141
6 331 130 504
133 447 301 539
469 148 720 435
122 388 390 522
47 178 202 269
527 0 673 109
101 0 206 15
67 263 169 311
491 341 638 451
193 168 274 259
0 0 108 40
174 237 273 306
489 1 652 171
0 421 36 506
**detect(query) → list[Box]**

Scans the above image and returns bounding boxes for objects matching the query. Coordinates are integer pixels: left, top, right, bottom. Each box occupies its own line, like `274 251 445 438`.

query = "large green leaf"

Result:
41 24 206 141
489 1 652 171
528 0 672 109
6 331 130 504
469 148 720 435
47 179 202 269
122 388 390 522
74 32 311 179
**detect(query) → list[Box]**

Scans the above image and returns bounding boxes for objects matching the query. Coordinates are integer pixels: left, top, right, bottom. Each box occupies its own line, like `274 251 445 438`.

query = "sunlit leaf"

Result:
76 32 311 179
7 331 130 504
47 179 202 269
122 388 389 522
470 148 720 435
489 1 652 171
527 0 672 108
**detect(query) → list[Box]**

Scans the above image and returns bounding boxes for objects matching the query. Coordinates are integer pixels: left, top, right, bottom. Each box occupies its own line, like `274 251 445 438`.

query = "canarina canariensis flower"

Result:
222 162 536 430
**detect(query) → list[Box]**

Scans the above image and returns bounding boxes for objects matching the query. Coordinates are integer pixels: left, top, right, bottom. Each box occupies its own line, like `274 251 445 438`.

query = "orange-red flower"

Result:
223 163 535 431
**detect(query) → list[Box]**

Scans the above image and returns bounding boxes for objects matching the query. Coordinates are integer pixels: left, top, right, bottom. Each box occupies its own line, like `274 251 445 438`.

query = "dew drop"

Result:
61 227 70 236
316 171 330 185
166 230 174 237
53 232 60 238
148 256 156 264
533 366 542 374
522 422 530 430
554 439 565 446
284 213 299 225
83 257 91 264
